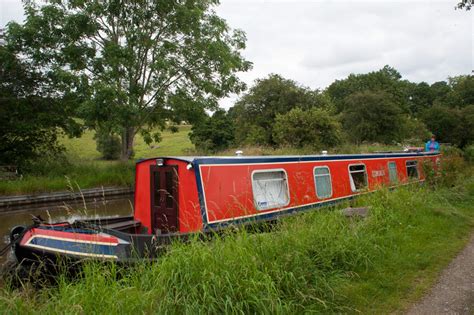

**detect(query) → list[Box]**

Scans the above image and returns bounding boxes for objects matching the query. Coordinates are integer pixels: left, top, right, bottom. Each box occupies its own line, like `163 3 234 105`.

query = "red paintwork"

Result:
134 159 201 234
20 226 119 246
133 154 440 234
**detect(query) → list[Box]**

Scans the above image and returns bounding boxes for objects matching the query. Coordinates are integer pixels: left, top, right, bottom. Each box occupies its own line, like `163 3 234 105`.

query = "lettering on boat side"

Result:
372 170 386 177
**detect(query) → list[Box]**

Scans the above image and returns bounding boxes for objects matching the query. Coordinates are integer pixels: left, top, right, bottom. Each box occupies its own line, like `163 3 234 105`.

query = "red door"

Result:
150 165 179 234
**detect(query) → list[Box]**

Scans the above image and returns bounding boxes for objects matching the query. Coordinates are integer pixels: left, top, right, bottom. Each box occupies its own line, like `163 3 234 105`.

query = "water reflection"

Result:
0 195 133 263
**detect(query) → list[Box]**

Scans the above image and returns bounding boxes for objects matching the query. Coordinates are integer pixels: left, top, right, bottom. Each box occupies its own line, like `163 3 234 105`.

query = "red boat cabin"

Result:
133 152 440 235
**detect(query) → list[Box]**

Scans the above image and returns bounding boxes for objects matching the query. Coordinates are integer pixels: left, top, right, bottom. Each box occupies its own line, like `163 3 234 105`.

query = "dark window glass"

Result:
153 171 161 207
165 171 174 208
349 164 368 191
406 161 419 179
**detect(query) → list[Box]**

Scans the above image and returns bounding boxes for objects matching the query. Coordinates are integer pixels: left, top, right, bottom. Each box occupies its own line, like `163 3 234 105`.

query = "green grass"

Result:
0 126 193 195
1 172 473 314
61 125 194 160
0 161 134 195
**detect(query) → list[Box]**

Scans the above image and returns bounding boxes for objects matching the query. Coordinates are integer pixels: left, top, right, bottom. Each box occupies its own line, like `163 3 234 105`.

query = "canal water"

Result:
0 196 133 263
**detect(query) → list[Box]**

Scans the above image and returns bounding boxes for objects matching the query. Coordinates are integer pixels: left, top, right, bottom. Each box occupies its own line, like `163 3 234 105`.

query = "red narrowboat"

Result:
10 151 440 263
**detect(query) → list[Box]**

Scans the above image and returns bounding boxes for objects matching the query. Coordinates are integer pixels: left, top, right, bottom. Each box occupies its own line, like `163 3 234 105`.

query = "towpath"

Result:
406 233 474 315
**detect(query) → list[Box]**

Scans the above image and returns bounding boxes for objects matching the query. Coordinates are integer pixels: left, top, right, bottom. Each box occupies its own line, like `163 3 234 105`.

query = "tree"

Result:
229 74 330 145
421 105 464 146
460 105 474 147
404 82 434 116
190 109 234 153
272 108 342 148
341 91 408 144
445 75 474 108
0 44 80 168
430 81 452 105
456 0 472 10
94 128 122 160
9 0 251 160
326 65 407 113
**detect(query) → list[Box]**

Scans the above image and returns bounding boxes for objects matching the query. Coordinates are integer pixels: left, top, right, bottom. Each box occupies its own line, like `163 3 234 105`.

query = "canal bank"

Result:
0 186 134 212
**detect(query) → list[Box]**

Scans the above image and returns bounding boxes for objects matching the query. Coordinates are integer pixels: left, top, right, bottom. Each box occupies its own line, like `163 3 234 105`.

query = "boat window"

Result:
406 160 419 180
252 170 290 210
349 164 368 192
388 162 398 184
314 166 332 199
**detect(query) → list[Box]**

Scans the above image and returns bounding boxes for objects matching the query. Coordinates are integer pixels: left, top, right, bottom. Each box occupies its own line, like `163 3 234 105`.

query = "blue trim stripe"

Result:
30 238 116 256
194 165 209 228
193 152 438 166
135 152 439 166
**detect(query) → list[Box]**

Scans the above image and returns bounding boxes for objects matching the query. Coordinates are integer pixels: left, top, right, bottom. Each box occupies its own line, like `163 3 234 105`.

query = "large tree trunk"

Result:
121 127 135 161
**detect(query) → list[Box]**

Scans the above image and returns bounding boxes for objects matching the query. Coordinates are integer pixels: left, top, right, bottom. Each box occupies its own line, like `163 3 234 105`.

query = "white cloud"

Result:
1 0 472 109
217 0 473 107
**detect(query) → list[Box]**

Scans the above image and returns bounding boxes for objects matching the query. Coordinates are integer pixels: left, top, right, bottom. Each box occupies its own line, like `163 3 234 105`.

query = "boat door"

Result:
150 165 179 234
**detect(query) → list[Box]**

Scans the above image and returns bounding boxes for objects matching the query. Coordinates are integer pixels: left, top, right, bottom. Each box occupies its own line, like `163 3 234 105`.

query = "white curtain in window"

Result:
253 171 289 210
314 167 332 199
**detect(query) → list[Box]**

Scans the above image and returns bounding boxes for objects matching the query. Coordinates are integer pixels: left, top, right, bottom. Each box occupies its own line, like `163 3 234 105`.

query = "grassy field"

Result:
0 126 194 195
1 170 473 314
61 125 194 160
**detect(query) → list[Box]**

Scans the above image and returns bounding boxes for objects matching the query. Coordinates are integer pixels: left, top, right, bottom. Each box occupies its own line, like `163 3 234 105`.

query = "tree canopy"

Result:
189 109 234 153
341 91 408 144
326 65 406 113
273 107 342 149
229 74 329 145
8 0 251 159
0 45 80 168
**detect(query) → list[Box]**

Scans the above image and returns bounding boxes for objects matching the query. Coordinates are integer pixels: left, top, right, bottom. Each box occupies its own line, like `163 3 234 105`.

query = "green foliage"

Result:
272 107 343 148
9 0 251 159
445 75 474 108
0 44 81 169
230 74 329 145
464 145 474 164
1 175 473 313
405 81 435 116
94 129 122 160
0 161 134 195
422 105 474 147
326 65 406 113
341 91 408 144
401 117 431 143
190 109 235 153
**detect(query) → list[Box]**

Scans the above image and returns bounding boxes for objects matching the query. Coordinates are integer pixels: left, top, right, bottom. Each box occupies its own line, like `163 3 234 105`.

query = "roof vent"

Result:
235 150 243 157
321 150 328 156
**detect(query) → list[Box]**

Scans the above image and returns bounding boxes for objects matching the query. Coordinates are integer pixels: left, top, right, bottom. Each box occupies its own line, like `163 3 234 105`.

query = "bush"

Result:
463 145 474 164
341 91 408 144
422 147 466 188
94 129 121 160
272 107 343 149
190 109 235 153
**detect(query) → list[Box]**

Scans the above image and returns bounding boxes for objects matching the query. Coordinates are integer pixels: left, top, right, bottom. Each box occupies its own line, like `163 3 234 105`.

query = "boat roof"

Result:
136 151 439 165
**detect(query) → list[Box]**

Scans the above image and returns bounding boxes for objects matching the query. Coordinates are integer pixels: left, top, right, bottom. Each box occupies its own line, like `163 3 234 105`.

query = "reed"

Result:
1 169 473 314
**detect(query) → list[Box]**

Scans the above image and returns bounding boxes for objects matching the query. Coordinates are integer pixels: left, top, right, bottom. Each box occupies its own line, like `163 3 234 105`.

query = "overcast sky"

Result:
1 0 472 108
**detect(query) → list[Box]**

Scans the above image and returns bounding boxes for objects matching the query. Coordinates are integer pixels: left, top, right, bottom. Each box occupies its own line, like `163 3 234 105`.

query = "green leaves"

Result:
12 0 250 159
273 107 343 149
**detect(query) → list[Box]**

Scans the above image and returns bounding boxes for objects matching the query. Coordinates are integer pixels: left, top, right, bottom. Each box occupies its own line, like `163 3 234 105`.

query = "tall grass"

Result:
0 161 134 195
1 171 473 314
